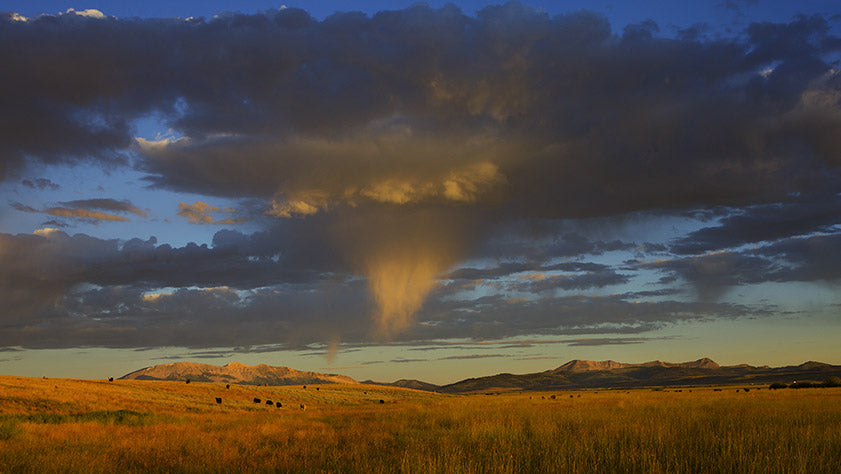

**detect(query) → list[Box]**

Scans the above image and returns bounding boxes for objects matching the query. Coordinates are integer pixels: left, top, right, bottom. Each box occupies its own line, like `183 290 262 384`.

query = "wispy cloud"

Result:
177 201 245 225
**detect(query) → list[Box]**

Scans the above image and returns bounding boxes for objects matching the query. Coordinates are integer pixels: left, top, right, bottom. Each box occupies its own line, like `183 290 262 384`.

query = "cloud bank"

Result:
2 4 840 349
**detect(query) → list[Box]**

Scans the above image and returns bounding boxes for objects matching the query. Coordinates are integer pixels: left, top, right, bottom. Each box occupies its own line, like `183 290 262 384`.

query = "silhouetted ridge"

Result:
439 358 841 393
120 362 355 386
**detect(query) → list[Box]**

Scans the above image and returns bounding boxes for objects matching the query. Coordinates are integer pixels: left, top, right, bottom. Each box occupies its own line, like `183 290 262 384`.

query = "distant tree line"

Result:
769 376 841 389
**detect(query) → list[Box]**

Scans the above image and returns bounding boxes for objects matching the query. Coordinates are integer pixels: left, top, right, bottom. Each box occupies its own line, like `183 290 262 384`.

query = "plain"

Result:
1 375 840 473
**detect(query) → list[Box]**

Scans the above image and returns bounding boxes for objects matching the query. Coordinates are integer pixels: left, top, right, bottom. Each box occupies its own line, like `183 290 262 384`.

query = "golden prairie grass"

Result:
1 375 840 473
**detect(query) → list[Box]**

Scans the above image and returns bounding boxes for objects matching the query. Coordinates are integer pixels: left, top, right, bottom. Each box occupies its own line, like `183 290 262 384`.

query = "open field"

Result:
1 375 840 473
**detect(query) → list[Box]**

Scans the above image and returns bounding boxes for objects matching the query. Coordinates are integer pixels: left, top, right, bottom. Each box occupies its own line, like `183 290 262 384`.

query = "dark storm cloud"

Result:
752 231 841 282
438 353 508 360
504 268 630 292
0 225 759 349
0 276 753 349
0 223 344 322
671 193 841 254
446 260 611 281
643 251 779 300
10 201 38 213
1 5 839 216
647 229 841 298
21 178 60 190
2 4 841 349
562 337 650 346
0 281 371 349
458 231 639 276
408 293 761 342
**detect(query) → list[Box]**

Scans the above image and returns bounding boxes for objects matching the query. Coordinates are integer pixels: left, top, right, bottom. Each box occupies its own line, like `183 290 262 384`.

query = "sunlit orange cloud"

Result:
177 201 245 225
44 207 129 222
332 208 476 339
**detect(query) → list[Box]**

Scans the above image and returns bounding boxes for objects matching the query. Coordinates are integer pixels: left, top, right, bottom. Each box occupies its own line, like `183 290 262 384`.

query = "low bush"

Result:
823 376 841 388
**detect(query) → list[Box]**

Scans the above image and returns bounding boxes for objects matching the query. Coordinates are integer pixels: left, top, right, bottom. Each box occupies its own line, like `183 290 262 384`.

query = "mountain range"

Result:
366 358 841 393
121 358 841 392
120 361 354 385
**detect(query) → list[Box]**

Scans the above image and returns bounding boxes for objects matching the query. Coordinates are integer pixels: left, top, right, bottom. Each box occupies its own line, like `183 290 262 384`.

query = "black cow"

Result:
300 404 306 410
215 397 222 404
266 400 273 405
108 377 113 382
185 379 190 384
254 398 261 403
379 399 385 404
275 402 282 408
226 384 230 389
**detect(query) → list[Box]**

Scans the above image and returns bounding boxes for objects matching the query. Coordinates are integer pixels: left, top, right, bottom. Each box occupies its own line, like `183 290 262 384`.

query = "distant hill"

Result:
437 358 841 393
548 357 720 374
120 362 355 386
361 379 441 392
120 358 841 392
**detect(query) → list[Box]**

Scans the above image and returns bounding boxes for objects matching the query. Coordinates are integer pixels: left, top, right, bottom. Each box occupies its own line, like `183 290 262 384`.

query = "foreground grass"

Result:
0 376 839 473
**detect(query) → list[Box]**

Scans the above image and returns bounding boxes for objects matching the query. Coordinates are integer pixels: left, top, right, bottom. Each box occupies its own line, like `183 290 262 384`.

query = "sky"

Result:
1 1 840 385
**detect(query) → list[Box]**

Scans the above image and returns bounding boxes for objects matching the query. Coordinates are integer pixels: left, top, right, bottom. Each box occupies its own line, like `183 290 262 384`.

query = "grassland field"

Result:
1 375 839 473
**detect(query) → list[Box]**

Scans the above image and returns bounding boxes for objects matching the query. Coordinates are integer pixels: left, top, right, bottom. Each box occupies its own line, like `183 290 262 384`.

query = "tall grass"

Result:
0 375 839 473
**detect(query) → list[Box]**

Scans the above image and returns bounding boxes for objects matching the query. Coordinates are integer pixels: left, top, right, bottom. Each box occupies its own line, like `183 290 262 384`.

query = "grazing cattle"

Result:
215 397 222 404
254 398 261 403
713 388 722 392
570 395 573 398
108 377 113 382
744 388 750 392
302 385 306 389
316 387 319 391
379 399 385 404
300 404 306 410
577 395 581 398
266 400 273 405
275 402 282 408
549 395 556 400
736 389 740 392
226 384 230 389
185 379 190 384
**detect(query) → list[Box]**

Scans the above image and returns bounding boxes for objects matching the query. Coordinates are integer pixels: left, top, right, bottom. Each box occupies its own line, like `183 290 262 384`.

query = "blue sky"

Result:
1 1 840 384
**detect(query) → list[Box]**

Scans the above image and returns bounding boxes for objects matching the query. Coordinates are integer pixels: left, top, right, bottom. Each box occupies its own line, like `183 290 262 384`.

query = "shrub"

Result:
769 382 788 390
823 376 841 388
789 381 816 389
